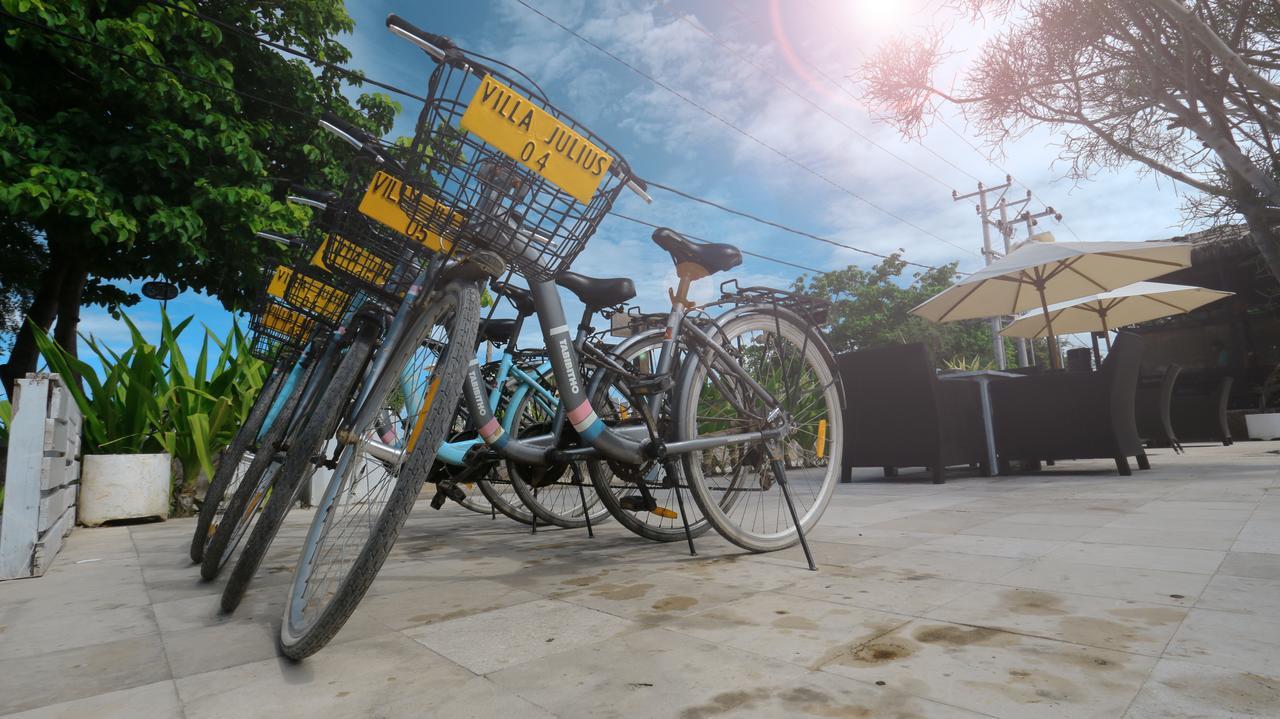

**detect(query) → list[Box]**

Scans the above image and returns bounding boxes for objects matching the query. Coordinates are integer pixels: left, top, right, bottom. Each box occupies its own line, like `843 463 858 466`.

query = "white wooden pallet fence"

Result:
0 374 82 580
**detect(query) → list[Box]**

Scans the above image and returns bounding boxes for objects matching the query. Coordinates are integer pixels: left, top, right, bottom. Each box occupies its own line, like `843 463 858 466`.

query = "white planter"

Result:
79 453 171 526
1245 413 1280 441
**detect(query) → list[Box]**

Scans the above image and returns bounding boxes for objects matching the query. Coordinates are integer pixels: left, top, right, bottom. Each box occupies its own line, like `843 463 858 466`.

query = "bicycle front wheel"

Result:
675 308 842 552
191 364 285 563
279 279 480 659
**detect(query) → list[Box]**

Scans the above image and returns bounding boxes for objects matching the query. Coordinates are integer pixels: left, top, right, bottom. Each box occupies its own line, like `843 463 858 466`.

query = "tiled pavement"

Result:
2 441 1279 718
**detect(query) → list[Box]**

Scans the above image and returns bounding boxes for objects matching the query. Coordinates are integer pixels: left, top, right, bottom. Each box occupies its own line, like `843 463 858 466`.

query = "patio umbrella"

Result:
911 240 1192 368
999 281 1233 361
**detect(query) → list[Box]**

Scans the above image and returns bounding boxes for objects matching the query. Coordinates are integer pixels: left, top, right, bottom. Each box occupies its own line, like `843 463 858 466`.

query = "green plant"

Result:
943 355 997 372
32 310 265 510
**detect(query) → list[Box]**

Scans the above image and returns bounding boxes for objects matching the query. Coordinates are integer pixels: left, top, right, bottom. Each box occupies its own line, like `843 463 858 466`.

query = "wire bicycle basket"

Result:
397 47 641 281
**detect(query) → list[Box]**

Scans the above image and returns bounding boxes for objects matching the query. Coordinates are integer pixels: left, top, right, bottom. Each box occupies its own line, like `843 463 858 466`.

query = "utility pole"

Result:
953 177 1013 369
953 177 1065 369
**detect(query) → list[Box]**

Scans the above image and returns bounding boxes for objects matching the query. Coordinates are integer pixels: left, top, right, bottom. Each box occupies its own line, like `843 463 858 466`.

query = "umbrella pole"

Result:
1038 284 1061 370
1100 314 1112 352
1091 332 1102 369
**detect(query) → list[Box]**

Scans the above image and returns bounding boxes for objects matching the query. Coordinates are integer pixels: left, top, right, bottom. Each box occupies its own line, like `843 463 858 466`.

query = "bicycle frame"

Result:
436 352 555 465
461 279 790 467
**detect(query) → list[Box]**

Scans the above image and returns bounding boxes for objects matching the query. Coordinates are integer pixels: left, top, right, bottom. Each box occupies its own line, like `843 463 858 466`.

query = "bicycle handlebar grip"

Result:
318 111 372 150
287 184 338 209
385 14 452 61
256 230 304 247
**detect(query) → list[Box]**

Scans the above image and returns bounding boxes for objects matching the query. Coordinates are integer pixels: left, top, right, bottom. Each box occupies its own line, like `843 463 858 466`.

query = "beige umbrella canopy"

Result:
911 239 1193 368
1000 282 1234 347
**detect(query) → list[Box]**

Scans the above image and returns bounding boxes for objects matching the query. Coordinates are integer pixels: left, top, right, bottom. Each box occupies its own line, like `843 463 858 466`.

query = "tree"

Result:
0 0 399 397
862 0 1280 282
794 254 1005 366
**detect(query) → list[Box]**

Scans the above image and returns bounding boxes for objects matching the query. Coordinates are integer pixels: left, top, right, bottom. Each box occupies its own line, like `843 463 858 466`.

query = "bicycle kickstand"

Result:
570 463 594 539
770 458 817 571
664 460 697 557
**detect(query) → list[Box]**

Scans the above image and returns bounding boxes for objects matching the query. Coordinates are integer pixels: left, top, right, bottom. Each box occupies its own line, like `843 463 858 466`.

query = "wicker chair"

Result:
990 332 1149 476
838 343 987 484
1136 364 1183 452
1171 375 1234 445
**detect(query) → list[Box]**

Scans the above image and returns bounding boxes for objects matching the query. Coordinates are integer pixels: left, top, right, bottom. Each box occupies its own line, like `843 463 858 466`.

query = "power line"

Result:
609 212 828 275
3 7 950 278
136 3 957 271
511 0 979 259
646 180 945 271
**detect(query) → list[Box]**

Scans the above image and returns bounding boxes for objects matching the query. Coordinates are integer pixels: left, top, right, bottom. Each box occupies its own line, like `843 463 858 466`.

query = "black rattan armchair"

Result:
838 343 987 484
1137 364 1182 452
989 332 1149 476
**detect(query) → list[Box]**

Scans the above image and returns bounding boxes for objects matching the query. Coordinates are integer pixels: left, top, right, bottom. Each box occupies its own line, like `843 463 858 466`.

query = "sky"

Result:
11 0 1206 372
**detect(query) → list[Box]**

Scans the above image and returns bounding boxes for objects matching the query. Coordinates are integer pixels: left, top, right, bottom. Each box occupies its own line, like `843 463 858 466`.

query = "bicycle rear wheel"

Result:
191 364 285 563
279 279 480 659
220 322 377 611
675 308 841 552
586 332 710 542
200 356 324 581
507 371 610 529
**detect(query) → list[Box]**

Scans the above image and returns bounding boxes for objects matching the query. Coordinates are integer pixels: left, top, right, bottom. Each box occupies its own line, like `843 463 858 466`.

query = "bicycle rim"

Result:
280 280 480 658
677 310 841 552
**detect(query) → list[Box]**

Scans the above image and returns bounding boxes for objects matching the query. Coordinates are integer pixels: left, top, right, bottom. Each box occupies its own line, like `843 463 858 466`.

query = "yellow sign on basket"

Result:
262 303 311 339
267 265 293 299
460 75 614 204
358 171 457 252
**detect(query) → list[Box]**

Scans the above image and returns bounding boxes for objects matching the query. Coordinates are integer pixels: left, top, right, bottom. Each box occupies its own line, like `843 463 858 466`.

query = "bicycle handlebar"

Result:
256 230 305 248
287 185 338 210
385 14 452 62
318 112 404 173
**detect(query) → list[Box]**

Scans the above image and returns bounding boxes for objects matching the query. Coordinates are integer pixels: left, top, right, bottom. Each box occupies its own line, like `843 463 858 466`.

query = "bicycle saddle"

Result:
479 318 515 345
556 271 636 309
651 228 742 276
491 280 535 315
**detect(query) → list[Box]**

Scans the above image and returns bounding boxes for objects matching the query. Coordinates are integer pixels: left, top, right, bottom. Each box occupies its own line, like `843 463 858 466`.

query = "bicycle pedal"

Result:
627 373 672 396
430 480 468 510
618 495 676 518
651 506 678 519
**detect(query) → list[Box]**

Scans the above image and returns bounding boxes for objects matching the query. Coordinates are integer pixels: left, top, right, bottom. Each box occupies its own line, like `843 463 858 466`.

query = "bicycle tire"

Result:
199 356 324 581
190 365 285 563
506 370 611 529
220 322 378 612
278 279 480 658
475 466 534 524
585 331 711 542
675 307 842 552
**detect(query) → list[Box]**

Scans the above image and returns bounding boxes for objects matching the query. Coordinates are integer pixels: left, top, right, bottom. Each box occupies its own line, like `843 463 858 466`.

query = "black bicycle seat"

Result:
651 228 742 275
491 280 535 315
479 318 515 345
556 271 636 309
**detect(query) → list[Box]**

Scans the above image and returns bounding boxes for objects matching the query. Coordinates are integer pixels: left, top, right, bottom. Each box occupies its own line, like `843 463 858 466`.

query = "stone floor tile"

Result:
926 585 1186 656
1194 574 1280 616
865 511 1010 535
0 635 171 715
996 560 1210 606
816 618 1156 719
404 598 636 675
1123 658 1280 718
852 547 1028 584
1043 542 1226 574
0 601 158 660
360 578 543 631
958 519 1095 541
510 627 993 718
175 633 471 719
1165 608 1280 675
916 534 1064 559
0 680 182 719
777 568 987 616
665 591 911 669
1217 551 1280 580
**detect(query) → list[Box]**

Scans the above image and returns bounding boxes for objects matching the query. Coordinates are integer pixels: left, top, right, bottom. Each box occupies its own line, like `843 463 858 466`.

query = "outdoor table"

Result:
938 369 1023 476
